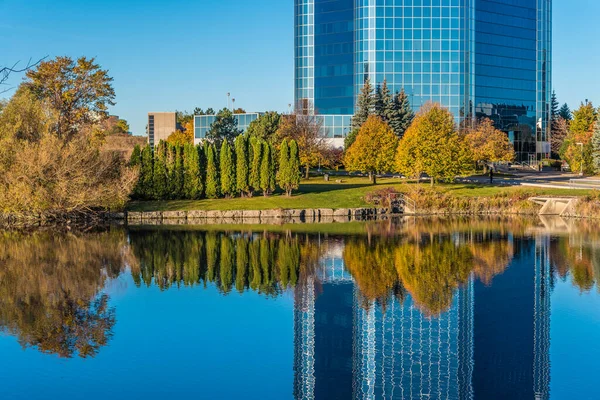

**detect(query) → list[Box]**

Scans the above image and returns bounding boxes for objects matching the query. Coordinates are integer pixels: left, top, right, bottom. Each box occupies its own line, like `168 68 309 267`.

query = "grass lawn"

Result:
127 176 594 212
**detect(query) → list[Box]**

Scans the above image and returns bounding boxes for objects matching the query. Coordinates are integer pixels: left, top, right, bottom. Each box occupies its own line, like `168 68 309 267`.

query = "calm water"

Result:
1 218 599 400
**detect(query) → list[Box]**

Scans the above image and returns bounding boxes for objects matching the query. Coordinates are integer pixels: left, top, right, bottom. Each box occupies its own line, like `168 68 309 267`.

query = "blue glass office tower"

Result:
294 0 552 162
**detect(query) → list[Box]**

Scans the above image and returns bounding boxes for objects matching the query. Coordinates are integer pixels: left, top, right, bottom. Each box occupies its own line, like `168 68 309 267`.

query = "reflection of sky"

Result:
0 274 295 400
550 277 600 400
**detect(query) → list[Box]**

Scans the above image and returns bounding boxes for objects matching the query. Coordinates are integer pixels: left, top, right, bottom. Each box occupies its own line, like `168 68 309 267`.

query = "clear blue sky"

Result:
1 0 598 136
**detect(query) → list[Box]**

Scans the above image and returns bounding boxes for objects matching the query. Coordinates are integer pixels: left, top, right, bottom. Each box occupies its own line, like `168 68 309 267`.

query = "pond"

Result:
0 218 599 399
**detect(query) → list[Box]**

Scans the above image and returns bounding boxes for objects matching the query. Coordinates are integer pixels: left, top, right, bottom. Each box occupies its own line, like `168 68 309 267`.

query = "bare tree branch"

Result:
0 57 47 93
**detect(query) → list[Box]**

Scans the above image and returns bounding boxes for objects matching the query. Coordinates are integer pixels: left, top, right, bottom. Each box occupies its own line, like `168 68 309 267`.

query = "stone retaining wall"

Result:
126 208 391 226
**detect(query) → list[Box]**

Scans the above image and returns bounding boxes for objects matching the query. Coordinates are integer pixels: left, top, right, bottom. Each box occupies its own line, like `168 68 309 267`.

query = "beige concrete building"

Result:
147 112 177 146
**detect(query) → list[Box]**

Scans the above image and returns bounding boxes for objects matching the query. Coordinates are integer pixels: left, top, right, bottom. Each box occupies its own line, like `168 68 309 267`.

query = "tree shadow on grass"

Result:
299 183 373 194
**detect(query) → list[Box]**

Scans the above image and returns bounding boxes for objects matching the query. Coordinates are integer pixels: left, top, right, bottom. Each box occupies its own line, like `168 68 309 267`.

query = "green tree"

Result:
559 103 572 121
551 91 559 120
206 108 242 146
344 116 398 184
183 143 202 199
260 143 275 196
129 144 141 166
153 141 169 199
395 103 473 185
205 144 220 199
288 140 301 195
351 77 376 131
277 139 291 195
249 137 262 195
174 145 185 199
234 135 250 196
374 80 393 121
561 102 598 174
220 139 236 197
245 112 281 144
389 89 414 139
24 56 115 141
139 145 154 199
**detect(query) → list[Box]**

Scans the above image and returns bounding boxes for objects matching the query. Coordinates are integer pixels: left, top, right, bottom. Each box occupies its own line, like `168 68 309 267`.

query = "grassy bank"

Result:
127 177 594 212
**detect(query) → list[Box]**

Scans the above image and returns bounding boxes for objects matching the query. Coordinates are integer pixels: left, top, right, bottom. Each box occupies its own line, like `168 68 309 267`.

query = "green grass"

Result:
127 176 595 212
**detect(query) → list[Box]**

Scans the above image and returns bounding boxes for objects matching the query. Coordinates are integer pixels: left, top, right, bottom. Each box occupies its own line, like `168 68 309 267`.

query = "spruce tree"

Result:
205 144 220 199
139 145 153 199
260 142 273 196
351 77 375 132
249 137 262 195
551 91 559 120
234 135 250 196
183 143 202 199
165 143 177 199
220 139 236 198
277 139 291 195
374 79 393 122
174 144 185 199
288 140 301 196
153 141 169 200
592 119 600 174
129 144 141 166
389 89 414 139
559 103 572 121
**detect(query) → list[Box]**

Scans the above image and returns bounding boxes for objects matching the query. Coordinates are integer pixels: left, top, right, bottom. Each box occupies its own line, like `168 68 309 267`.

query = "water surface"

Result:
0 218 599 399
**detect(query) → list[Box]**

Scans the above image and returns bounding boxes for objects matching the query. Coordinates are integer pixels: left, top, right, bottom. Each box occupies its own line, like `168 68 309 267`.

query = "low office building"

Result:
194 112 261 145
147 112 177 147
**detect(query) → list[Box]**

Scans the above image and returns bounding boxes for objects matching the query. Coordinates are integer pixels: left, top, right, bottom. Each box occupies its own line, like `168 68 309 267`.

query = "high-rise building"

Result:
294 0 552 162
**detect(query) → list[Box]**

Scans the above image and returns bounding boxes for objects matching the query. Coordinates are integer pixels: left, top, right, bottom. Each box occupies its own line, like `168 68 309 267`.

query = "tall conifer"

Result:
220 139 236 197
205 144 220 199
249 137 262 195
277 139 291 195
153 141 169 200
234 135 250 196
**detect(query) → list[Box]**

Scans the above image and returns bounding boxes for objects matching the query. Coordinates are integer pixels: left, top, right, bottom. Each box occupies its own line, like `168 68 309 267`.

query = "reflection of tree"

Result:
395 240 473 316
343 239 403 308
550 237 600 292
128 230 320 296
0 230 127 358
343 232 514 316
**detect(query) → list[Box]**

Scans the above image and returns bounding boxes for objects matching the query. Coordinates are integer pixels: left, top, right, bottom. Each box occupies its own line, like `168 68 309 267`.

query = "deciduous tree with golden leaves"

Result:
463 118 515 168
344 115 398 184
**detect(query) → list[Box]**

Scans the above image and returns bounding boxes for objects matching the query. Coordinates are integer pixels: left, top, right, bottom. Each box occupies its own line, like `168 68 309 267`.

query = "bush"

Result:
364 187 401 208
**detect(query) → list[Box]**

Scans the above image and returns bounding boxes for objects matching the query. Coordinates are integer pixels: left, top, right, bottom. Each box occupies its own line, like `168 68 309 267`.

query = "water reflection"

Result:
0 218 599 399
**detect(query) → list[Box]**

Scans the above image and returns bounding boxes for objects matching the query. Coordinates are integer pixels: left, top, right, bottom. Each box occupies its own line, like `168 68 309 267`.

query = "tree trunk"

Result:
372 174 377 185
305 165 310 179
430 177 435 187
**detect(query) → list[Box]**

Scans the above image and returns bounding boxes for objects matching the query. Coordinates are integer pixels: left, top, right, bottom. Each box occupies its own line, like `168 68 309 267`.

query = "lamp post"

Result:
227 92 231 110
232 98 236 112
576 142 584 176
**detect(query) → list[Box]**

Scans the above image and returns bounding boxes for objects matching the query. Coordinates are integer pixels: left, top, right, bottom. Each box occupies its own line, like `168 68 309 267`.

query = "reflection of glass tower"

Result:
352 284 474 400
293 237 552 399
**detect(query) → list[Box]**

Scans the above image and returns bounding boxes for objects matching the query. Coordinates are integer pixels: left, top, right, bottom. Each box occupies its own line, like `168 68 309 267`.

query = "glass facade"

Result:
194 113 261 140
294 0 552 161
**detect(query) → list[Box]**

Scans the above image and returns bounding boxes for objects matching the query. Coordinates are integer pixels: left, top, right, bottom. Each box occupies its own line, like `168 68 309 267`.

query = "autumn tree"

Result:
551 117 570 155
395 103 472 185
464 118 515 168
24 56 115 141
220 140 236 198
206 108 242 146
166 129 193 146
561 101 598 174
344 116 398 184
592 119 600 174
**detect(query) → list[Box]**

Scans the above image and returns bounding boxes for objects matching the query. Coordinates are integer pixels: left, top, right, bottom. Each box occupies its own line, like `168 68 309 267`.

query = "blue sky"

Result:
1 0 598 135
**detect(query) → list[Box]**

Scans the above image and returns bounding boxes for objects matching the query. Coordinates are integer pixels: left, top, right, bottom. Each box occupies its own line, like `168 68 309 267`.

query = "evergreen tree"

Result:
260 142 274 196
234 135 250 196
551 91 559 120
245 111 281 144
389 89 414 139
288 140 301 195
165 143 177 199
183 143 202 199
129 144 141 166
219 139 236 197
374 80 393 122
351 77 376 132
153 141 169 200
174 144 185 198
249 137 262 194
277 139 291 195
559 103 572 121
206 108 242 146
592 119 600 174
138 145 153 199
205 144 220 199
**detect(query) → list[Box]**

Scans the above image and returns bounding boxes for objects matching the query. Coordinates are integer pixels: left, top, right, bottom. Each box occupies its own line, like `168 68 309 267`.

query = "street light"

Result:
576 142 584 176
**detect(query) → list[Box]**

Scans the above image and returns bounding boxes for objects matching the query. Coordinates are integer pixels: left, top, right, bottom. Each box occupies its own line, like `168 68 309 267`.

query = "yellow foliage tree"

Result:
344 115 398 183
166 121 194 146
464 118 515 166
395 103 472 185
